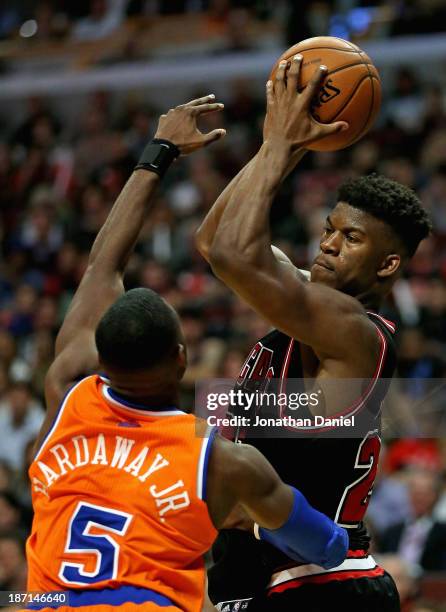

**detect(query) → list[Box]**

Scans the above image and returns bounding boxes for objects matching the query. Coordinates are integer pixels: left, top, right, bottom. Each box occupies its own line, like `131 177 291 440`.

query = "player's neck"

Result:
109 386 181 411
355 290 382 312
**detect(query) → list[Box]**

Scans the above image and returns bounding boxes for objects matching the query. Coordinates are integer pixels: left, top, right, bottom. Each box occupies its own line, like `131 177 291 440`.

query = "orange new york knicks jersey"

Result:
26 375 217 612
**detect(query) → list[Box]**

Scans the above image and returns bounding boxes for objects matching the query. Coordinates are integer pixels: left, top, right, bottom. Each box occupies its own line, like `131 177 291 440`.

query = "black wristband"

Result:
135 138 180 177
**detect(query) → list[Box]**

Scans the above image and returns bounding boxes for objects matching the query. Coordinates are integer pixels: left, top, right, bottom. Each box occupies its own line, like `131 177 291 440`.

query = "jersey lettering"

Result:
237 342 274 392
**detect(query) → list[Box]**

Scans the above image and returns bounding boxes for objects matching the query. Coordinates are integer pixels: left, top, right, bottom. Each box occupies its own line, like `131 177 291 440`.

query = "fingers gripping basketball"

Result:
270 36 382 151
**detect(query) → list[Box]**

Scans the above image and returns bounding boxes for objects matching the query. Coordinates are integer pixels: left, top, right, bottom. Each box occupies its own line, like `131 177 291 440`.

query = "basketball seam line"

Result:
341 74 378 148
356 61 377 145
282 46 363 56
330 73 373 124
327 60 376 78
297 62 375 97
332 37 360 52
359 51 381 82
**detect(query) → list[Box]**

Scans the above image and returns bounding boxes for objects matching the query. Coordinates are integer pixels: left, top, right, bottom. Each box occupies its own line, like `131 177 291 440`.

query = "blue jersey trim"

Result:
202 426 217 502
107 387 178 412
26 586 174 609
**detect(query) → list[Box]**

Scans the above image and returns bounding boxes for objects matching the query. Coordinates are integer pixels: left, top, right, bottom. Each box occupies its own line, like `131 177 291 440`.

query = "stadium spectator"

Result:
0 534 27 591
72 0 128 41
0 460 13 494
179 305 226 397
368 452 412 535
375 554 419 612
378 469 446 572
0 382 43 472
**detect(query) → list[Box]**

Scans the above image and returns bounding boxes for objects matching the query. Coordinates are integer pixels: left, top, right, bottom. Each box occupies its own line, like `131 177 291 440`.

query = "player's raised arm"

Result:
43 96 226 417
195 140 305 262
205 59 381 369
207 435 348 569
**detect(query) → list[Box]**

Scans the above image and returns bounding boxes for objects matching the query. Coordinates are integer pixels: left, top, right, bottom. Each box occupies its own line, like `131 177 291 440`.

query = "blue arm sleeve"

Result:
258 486 348 569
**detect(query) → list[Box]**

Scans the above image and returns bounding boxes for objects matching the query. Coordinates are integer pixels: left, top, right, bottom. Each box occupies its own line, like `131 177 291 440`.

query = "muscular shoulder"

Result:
312 294 383 377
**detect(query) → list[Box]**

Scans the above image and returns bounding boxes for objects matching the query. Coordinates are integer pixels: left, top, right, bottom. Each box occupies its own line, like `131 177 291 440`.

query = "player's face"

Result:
310 202 394 295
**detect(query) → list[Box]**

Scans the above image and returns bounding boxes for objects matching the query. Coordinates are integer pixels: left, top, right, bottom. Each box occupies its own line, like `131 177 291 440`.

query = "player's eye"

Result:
323 226 333 235
346 234 357 243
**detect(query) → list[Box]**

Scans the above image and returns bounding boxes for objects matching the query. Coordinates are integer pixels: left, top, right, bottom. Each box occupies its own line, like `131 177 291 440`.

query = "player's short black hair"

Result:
95 288 180 371
337 174 432 257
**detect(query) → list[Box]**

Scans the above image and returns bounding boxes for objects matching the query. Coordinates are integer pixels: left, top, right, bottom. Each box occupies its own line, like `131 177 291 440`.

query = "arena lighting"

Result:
330 7 375 39
19 19 38 38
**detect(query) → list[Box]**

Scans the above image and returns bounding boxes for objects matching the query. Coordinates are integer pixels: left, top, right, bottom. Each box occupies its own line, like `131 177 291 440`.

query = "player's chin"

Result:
310 264 338 287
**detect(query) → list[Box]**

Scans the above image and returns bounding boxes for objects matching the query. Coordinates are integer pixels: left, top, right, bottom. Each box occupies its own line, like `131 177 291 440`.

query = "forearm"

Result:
196 149 305 260
196 154 259 259
89 170 159 275
256 486 348 569
211 142 290 268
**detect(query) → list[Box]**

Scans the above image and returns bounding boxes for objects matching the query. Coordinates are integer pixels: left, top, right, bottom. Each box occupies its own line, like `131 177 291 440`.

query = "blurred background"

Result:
0 1 446 610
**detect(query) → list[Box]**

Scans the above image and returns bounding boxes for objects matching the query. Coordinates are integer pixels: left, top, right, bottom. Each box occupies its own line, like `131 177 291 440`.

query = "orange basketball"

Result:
270 36 381 152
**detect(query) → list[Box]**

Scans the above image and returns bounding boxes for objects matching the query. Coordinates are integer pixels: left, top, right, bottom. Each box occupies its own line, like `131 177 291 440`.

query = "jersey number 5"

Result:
59 502 133 585
335 432 381 527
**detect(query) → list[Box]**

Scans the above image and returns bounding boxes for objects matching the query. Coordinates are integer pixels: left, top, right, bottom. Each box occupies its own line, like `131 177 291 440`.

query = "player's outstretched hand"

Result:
155 95 226 154
264 55 349 150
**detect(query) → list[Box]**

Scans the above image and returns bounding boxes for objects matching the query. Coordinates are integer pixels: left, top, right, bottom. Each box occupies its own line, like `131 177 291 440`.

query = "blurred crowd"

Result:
0 1 445 49
0 54 446 608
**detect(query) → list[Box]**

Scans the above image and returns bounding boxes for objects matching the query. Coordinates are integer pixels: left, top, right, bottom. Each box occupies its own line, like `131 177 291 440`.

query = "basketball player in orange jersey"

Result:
196 59 431 611
22 95 349 612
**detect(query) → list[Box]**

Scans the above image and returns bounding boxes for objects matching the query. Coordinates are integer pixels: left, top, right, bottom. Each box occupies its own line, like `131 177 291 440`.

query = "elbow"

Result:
194 229 239 276
195 229 211 262
208 242 233 277
208 240 261 280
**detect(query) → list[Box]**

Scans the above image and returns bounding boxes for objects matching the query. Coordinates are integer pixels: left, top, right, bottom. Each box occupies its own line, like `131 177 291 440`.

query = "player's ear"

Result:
377 253 401 279
97 356 107 376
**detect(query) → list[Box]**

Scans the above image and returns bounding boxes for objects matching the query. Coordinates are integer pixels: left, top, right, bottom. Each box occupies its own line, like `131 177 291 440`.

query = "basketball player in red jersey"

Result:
23 95 348 612
196 59 431 611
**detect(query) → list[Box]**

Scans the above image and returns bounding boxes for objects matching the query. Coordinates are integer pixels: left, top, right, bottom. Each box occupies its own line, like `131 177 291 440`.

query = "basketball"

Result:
270 36 382 152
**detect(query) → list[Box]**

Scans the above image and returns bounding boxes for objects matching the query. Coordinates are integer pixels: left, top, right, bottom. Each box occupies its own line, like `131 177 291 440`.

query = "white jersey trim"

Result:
268 555 378 588
102 385 185 417
280 324 387 430
196 426 215 500
366 311 396 334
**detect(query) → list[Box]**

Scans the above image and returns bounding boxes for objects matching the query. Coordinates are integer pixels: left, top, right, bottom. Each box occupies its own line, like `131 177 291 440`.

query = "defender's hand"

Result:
264 55 348 151
155 95 226 154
